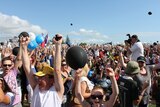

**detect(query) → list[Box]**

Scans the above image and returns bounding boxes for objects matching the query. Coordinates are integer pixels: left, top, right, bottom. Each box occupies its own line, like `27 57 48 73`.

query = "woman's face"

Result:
91 88 104 107
61 62 68 72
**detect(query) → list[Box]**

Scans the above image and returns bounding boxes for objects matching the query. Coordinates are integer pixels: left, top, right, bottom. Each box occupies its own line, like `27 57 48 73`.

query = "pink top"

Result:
4 68 21 106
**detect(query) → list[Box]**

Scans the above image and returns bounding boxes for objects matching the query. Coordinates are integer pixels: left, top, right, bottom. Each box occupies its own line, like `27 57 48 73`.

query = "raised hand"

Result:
52 34 62 44
105 67 115 77
2 48 12 57
75 68 83 79
19 36 30 48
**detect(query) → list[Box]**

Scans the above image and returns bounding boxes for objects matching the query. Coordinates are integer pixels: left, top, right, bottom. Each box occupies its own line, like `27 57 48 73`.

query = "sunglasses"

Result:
3 64 12 67
91 95 103 100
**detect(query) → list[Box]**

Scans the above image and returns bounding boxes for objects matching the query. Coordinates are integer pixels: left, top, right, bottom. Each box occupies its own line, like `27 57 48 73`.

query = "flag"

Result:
44 34 48 44
40 34 48 48
66 35 71 47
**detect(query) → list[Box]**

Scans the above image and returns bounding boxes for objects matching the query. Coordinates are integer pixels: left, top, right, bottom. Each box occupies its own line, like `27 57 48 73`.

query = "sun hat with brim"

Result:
125 61 140 75
137 56 146 62
34 65 54 77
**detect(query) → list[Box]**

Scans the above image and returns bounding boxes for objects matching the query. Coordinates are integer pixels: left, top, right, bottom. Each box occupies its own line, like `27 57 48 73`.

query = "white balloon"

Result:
29 32 36 40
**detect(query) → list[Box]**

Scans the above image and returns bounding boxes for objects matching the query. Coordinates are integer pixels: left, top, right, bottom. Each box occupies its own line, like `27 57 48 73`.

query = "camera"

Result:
124 34 131 45
126 34 131 38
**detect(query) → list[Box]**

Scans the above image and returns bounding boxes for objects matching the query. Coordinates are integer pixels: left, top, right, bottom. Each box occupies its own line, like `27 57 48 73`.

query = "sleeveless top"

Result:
31 85 62 107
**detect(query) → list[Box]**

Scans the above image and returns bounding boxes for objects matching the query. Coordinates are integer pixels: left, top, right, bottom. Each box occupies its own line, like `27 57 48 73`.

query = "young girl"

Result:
70 64 94 107
75 67 119 107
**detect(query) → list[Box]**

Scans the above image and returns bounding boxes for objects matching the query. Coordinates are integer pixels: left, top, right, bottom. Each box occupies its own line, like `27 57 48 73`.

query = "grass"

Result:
149 104 156 107
22 99 156 107
22 100 30 107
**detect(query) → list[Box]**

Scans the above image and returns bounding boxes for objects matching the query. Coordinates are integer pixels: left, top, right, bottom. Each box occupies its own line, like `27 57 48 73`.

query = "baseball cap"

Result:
137 56 146 62
125 61 140 75
34 65 54 77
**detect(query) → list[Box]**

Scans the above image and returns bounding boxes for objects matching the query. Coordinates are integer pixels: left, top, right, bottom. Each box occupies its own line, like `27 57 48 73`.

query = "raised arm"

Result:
53 34 64 99
105 68 119 107
14 46 22 70
75 69 90 107
20 36 37 90
119 51 127 68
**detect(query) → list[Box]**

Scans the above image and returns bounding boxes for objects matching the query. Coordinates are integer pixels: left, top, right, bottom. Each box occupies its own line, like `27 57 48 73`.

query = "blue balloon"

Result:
35 34 44 44
87 70 94 78
28 40 38 50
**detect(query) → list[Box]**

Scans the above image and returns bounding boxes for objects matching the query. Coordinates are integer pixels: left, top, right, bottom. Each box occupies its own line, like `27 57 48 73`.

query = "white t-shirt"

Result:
0 92 15 107
31 85 62 107
94 49 99 57
80 76 94 91
130 42 144 61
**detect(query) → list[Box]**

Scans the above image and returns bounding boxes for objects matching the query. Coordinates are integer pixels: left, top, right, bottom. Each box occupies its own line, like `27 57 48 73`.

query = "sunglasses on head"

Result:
3 64 12 67
62 64 67 66
91 95 103 100
61 62 67 66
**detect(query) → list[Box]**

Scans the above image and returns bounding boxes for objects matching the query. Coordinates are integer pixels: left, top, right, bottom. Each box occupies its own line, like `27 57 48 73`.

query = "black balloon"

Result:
12 47 19 56
66 46 87 70
0 42 4 46
70 23 73 26
148 11 152 15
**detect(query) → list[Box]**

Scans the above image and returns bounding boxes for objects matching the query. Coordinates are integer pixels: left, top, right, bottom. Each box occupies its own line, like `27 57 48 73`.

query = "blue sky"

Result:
0 0 160 44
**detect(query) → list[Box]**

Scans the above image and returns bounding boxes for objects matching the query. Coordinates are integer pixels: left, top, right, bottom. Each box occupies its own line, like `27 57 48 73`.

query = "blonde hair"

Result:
91 85 105 95
81 64 90 77
36 62 49 71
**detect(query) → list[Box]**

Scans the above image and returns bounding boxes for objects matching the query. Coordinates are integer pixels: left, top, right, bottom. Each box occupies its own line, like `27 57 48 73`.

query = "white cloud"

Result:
63 30 160 44
0 12 47 41
65 30 160 44
67 28 109 44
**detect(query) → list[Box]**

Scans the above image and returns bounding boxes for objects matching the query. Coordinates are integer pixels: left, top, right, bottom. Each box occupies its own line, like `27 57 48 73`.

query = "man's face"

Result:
37 75 54 91
138 61 145 68
2 60 12 74
131 37 137 44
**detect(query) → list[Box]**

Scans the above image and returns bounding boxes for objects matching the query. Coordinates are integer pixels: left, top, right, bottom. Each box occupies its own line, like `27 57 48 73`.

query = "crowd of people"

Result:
0 32 160 107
